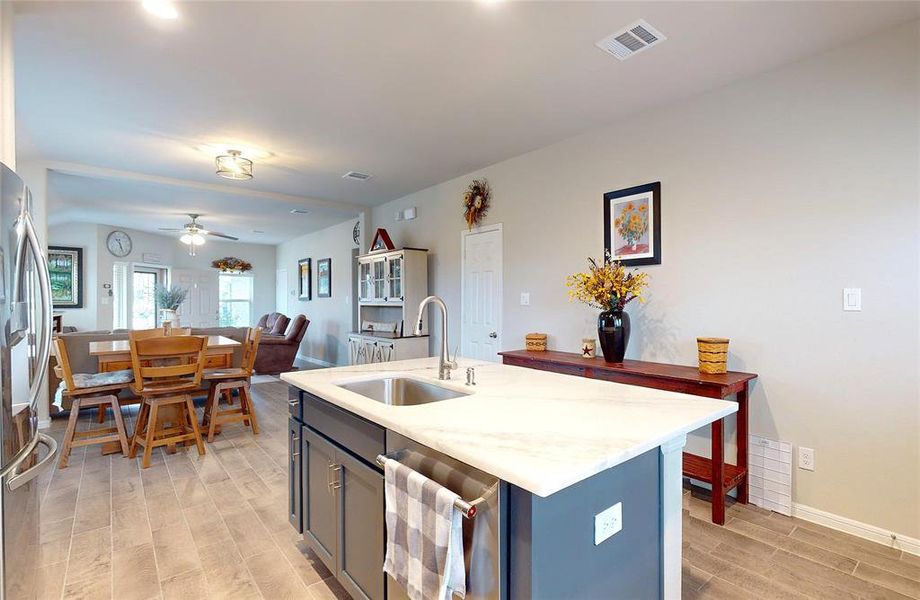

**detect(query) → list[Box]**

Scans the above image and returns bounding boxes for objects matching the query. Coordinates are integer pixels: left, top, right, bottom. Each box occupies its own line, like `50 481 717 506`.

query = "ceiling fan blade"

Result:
206 231 239 241
158 228 183 232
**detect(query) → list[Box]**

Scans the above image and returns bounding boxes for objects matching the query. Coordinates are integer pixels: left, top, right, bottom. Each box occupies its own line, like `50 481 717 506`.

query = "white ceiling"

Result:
15 1 920 241
46 170 355 244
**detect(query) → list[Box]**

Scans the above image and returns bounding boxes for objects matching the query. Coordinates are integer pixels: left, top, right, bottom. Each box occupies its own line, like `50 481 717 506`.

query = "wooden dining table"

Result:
88 335 242 454
89 335 241 373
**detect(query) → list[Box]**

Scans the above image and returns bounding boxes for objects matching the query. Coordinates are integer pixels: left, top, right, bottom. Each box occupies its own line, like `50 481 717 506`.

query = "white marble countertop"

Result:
281 357 737 497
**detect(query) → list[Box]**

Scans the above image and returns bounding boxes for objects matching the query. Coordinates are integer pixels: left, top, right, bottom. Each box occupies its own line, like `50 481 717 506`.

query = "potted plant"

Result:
566 254 648 363
155 284 188 328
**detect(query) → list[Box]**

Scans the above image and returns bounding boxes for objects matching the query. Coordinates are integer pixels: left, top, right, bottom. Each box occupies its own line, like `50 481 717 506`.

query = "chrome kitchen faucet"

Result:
415 295 458 380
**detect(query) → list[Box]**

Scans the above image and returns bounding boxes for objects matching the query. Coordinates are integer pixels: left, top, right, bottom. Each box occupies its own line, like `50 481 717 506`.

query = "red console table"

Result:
499 350 758 525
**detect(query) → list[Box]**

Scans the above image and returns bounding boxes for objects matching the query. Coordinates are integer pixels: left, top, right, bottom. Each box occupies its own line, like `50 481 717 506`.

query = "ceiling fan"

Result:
159 214 238 255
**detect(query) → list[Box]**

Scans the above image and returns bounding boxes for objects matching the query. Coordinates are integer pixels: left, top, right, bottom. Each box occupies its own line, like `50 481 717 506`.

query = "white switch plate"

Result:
594 502 622 545
520 292 530 306
798 447 815 471
843 288 861 311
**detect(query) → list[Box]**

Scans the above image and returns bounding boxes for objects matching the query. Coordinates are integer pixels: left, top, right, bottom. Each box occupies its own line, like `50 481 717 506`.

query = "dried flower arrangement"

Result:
154 284 189 311
211 257 252 273
462 178 491 230
566 253 649 312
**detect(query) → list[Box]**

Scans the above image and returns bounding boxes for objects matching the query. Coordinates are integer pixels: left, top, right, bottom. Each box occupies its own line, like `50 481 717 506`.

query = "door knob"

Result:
489 332 498 338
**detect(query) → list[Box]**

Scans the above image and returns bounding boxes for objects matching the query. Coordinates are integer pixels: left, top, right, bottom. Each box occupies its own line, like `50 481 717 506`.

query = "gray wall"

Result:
367 23 919 537
276 218 360 365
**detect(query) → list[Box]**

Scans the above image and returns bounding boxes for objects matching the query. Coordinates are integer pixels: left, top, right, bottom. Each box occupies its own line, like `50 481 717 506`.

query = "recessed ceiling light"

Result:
142 0 179 20
290 209 310 215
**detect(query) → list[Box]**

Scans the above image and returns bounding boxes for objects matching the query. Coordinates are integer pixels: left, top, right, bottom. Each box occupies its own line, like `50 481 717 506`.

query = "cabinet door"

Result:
335 450 385 600
302 427 339 574
372 258 387 300
288 417 302 533
358 262 372 301
378 342 394 363
386 255 403 302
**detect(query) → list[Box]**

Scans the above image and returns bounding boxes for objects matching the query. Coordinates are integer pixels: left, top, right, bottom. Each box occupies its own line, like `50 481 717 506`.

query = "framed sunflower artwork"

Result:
603 182 661 266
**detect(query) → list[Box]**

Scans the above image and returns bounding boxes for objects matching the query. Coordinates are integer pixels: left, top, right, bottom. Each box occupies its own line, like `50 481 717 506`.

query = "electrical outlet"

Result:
798 447 815 471
520 292 530 306
594 502 623 545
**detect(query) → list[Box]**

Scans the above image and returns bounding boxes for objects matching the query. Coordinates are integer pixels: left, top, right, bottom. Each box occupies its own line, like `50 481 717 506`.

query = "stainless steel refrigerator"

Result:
0 162 58 600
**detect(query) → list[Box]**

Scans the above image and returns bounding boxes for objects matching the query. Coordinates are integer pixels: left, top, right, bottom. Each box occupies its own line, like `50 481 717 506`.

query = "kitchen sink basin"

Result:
336 377 471 406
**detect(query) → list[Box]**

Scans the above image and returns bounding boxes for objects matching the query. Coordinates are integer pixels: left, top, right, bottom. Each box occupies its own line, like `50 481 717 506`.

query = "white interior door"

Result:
276 268 288 315
461 225 503 361
173 269 219 328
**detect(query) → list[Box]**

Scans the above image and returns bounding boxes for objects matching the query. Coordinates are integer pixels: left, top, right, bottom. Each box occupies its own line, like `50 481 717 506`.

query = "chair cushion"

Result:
204 368 248 380
270 315 290 336
71 369 134 389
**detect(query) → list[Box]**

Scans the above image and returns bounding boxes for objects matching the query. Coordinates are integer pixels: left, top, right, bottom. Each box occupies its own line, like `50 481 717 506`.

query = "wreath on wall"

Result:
211 257 252 273
463 178 491 231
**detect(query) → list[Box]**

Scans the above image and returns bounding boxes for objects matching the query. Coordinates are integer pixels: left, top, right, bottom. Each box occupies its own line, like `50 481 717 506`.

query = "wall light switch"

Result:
594 502 623 545
843 288 861 311
520 292 530 306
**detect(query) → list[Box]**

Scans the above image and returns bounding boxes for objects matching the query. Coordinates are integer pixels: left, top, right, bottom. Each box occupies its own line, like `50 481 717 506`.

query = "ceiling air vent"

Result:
595 19 666 61
290 209 310 215
342 171 373 181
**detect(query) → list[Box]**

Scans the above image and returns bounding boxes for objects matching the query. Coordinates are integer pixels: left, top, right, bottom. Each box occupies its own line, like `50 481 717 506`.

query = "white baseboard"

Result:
296 353 336 368
792 502 920 557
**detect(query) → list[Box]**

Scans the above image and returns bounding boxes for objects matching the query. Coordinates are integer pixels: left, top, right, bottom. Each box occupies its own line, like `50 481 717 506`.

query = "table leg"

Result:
736 385 749 504
711 418 725 525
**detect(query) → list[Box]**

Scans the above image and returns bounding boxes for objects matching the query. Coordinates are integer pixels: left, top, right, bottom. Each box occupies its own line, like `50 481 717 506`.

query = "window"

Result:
112 262 128 329
219 273 253 327
132 270 158 329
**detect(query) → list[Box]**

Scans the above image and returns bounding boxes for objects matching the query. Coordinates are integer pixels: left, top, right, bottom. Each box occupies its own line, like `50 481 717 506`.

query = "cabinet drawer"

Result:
302 393 385 466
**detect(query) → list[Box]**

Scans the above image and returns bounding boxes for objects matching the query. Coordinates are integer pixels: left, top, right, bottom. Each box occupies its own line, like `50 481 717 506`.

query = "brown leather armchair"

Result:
253 314 309 375
256 312 290 336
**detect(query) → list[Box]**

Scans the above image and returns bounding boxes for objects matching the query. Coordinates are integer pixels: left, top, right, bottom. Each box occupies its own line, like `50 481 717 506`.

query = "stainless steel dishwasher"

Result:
385 431 504 600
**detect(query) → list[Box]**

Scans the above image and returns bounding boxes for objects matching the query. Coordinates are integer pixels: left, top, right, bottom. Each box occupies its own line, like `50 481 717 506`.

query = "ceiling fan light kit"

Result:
215 149 253 180
159 213 239 256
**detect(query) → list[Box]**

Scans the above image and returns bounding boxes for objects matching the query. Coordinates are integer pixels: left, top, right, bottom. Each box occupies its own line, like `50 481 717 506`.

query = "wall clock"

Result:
352 221 360 245
106 230 132 257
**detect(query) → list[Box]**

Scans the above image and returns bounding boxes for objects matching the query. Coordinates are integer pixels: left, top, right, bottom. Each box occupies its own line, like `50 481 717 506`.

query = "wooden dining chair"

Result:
128 333 208 468
53 338 131 468
201 328 261 442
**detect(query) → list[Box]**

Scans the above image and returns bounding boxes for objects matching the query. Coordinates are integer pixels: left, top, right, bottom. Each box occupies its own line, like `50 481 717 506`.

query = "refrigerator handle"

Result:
18 211 53 408
5 433 57 491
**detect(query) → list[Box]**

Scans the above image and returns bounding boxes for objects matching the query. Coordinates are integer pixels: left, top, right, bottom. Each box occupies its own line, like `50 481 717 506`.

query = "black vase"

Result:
598 309 630 363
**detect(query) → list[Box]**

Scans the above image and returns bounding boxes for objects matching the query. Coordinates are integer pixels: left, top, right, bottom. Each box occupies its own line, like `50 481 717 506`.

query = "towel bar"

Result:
375 451 494 519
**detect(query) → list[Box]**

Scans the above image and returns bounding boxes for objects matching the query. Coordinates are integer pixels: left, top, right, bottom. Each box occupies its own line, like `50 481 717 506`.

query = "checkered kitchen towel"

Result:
383 458 466 600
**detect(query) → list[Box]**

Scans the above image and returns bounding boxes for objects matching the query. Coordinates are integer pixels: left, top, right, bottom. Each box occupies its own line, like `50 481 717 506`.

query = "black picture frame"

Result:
317 258 332 298
298 258 312 300
603 182 661 266
48 246 84 308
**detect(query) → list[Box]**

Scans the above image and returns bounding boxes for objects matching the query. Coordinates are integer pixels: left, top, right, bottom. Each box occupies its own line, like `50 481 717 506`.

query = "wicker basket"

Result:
697 337 729 374
525 333 547 352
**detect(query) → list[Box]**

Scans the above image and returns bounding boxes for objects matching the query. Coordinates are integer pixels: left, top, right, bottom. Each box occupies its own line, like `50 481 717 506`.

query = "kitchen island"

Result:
282 357 736 600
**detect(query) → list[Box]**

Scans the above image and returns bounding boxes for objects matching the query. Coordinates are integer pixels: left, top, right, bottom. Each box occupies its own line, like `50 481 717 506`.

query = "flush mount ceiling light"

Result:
215 150 253 180
142 0 179 20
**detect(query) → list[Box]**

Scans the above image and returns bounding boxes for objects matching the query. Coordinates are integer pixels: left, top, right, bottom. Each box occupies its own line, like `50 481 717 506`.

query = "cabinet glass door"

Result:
358 262 372 301
387 256 402 302
372 259 386 300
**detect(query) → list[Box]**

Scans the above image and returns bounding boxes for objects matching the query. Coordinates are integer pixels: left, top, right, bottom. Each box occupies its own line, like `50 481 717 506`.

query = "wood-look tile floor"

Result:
37 380 347 600
37 380 919 599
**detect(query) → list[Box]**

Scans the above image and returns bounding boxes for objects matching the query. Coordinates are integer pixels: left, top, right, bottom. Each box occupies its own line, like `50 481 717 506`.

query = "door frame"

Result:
460 223 503 360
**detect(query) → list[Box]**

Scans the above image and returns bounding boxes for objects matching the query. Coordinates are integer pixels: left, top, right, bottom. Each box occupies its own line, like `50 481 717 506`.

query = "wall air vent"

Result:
595 19 666 61
342 171 373 181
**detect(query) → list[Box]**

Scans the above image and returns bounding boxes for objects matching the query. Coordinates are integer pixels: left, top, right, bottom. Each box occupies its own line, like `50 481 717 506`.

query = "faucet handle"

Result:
448 345 459 368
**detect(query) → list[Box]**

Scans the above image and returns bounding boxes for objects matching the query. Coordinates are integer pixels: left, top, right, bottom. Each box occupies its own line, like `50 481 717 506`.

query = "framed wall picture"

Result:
603 182 661 266
317 258 332 298
48 246 84 308
298 258 312 300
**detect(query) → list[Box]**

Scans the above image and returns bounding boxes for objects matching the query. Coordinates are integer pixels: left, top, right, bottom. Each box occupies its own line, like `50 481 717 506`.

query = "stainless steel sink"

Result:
336 377 471 406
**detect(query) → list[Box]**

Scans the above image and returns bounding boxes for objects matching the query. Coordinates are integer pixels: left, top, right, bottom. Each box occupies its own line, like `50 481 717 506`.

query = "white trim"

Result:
460 223 503 361
792 502 920 557
660 434 687 599
295 352 337 368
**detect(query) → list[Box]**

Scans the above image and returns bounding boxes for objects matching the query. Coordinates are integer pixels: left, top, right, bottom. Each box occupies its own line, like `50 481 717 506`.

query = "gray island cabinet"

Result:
283 357 736 600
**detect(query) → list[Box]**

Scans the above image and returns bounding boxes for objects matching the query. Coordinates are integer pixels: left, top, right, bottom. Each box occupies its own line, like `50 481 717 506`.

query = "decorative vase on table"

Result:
566 252 648 365
160 308 179 328
598 308 630 363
